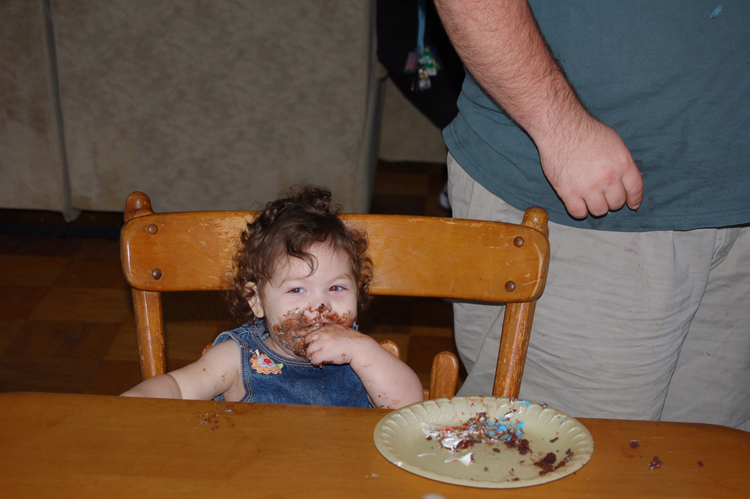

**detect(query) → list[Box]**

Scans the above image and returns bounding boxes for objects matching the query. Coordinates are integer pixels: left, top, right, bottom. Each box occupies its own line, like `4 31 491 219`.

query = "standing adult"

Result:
434 0 750 429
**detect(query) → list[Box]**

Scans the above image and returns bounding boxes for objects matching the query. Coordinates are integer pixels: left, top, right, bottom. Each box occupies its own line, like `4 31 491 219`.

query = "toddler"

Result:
122 185 424 409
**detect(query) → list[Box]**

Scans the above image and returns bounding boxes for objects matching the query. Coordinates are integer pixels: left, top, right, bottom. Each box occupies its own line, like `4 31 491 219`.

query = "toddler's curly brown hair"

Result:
225 185 373 325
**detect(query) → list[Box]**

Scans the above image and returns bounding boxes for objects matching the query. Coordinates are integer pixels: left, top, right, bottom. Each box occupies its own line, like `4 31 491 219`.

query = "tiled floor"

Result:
0 160 465 396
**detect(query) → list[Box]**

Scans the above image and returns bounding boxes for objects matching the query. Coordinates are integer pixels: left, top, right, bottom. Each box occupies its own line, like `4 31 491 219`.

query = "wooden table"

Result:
1 392 748 498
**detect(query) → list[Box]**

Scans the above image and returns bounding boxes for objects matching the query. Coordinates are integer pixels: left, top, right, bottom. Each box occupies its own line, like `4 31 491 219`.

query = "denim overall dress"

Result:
212 320 371 407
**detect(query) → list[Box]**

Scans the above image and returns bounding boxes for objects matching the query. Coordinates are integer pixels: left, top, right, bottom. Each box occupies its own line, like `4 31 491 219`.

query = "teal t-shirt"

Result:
444 0 750 231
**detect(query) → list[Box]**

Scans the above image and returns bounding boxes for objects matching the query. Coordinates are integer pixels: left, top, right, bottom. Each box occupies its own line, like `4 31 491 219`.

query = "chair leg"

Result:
493 301 536 398
379 339 400 359
429 351 459 399
132 289 166 380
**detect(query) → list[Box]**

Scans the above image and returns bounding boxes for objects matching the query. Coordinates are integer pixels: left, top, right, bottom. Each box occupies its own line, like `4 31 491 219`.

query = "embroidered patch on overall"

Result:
250 349 283 374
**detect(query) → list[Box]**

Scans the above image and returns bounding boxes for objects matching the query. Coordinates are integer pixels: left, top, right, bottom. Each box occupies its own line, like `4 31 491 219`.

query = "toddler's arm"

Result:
121 372 183 398
121 340 242 400
304 325 424 409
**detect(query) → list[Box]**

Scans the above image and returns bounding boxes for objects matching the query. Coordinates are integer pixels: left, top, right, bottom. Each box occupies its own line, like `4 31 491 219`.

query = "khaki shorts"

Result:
448 153 750 430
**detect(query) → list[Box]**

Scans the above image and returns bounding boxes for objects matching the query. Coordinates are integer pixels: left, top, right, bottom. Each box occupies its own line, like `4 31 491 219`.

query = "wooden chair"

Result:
120 192 549 400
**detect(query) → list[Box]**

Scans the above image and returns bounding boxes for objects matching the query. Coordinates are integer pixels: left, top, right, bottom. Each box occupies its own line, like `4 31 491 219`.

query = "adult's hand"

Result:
537 115 643 218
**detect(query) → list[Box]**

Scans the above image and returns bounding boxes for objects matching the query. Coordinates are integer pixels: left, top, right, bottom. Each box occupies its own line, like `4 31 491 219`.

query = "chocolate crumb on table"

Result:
697 461 704 467
629 440 640 448
648 456 662 470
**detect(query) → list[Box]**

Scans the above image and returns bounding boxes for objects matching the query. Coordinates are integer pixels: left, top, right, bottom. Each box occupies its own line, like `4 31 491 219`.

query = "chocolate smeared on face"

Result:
271 304 354 358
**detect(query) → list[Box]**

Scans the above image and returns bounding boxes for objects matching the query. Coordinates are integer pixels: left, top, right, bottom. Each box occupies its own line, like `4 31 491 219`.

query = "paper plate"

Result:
374 396 593 488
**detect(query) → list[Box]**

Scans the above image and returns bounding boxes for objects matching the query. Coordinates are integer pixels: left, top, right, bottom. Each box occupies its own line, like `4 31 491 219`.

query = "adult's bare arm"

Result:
434 0 643 217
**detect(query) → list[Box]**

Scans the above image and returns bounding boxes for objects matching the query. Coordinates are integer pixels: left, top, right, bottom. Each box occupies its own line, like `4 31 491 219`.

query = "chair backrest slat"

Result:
121 212 548 303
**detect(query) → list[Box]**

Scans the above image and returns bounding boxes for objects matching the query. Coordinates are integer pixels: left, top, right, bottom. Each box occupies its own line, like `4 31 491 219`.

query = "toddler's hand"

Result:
304 324 370 367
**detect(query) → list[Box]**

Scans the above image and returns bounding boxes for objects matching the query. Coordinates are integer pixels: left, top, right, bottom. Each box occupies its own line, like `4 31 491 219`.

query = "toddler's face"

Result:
250 243 358 358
